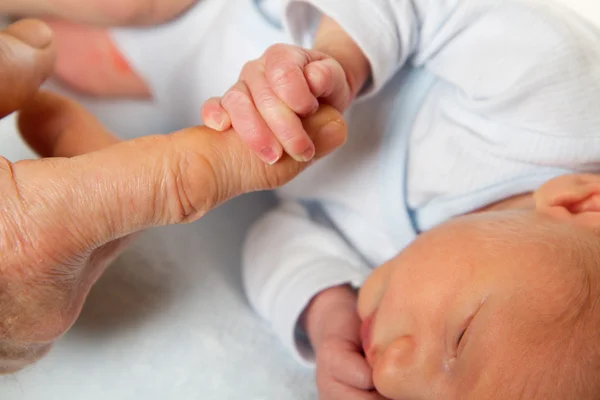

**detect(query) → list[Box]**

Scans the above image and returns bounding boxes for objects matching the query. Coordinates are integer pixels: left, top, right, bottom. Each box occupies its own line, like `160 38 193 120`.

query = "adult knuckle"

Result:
164 150 207 223
160 135 223 224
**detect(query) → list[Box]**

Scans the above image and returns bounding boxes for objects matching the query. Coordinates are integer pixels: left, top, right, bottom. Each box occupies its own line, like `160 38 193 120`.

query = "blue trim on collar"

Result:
378 67 437 247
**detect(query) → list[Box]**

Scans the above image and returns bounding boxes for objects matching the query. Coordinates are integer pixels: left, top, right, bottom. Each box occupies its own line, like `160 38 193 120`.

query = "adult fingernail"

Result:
312 119 347 156
318 120 345 138
261 147 281 165
9 20 54 49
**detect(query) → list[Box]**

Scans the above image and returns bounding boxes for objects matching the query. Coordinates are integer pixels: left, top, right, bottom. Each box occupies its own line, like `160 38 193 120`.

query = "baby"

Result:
354 183 600 398
43 0 600 398
204 0 600 399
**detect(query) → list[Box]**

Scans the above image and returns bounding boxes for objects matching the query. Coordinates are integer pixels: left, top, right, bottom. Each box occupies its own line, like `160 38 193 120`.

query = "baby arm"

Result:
243 200 385 399
202 15 370 164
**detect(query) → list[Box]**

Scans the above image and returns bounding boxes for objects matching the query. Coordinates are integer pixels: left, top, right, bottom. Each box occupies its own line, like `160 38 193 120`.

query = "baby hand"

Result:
303 286 388 400
201 44 352 164
316 336 387 400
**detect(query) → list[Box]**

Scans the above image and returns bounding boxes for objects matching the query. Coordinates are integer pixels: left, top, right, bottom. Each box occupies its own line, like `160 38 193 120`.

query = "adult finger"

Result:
16 97 347 249
18 91 119 157
243 61 315 162
0 19 55 119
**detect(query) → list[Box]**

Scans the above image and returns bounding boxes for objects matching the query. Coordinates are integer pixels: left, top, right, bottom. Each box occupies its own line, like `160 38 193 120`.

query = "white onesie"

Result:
109 0 600 365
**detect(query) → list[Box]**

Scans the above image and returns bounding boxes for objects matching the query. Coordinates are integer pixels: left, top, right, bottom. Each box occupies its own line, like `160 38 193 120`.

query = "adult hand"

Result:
0 0 198 25
0 19 347 373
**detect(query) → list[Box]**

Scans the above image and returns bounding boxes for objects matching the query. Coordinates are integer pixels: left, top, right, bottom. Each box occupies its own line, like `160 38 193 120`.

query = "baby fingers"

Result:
318 381 385 400
263 43 319 116
223 60 316 163
219 80 283 164
332 349 375 390
318 338 375 390
201 97 231 132
305 58 352 112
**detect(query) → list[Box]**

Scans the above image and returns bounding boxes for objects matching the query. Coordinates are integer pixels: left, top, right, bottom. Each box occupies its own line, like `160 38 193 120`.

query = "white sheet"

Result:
0 90 316 400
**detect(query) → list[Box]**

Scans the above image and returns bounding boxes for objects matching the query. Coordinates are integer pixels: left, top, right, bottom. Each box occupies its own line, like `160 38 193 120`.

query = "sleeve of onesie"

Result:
281 0 468 96
405 2 600 231
281 0 421 96
242 199 369 365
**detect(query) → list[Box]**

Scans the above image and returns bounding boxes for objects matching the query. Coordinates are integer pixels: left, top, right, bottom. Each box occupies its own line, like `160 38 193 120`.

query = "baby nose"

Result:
373 335 427 398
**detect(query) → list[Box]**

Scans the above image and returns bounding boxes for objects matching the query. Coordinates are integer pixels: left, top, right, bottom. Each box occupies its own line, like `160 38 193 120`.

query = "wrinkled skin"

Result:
0 18 347 373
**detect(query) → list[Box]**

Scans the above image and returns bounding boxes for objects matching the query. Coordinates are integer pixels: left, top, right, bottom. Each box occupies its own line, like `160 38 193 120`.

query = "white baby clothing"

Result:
246 0 600 364
108 0 600 365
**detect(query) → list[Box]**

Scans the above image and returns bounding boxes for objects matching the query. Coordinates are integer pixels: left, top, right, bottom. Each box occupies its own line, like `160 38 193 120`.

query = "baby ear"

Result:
535 174 600 231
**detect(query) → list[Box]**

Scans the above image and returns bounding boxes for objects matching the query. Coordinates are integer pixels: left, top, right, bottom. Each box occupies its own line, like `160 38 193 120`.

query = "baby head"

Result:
358 174 600 399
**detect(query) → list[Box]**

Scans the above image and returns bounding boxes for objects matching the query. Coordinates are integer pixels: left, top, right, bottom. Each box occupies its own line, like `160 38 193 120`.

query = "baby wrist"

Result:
312 15 370 99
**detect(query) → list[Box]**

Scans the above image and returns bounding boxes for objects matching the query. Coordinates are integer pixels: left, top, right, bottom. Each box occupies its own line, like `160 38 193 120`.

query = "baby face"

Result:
358 210 595 399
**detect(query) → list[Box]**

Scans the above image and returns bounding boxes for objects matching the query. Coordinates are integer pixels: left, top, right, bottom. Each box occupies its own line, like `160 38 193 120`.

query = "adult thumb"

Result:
15 92 347 248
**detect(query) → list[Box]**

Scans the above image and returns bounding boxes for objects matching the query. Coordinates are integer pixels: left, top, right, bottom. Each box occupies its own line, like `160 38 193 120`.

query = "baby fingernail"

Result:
298 146 315 162
210 112 227 131
261 147 280 165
